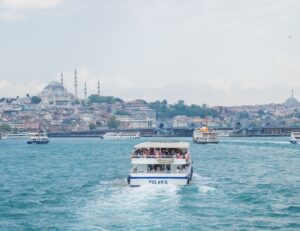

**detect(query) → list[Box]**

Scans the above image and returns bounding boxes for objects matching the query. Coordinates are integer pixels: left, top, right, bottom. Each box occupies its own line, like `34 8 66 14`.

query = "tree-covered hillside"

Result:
149 100 219 119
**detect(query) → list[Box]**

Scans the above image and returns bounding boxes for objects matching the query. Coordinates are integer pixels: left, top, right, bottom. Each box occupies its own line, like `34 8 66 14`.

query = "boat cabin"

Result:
130 142 191 174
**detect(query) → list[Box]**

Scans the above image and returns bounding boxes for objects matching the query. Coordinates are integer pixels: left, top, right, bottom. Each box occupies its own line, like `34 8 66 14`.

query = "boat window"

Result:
147 164 165 172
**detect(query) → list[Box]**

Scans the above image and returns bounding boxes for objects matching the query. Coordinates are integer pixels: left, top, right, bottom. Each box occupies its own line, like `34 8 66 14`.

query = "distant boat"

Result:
290 132 300 144
193 125 219 144
27 133 49 144
1 132 29 140
101 131 140 140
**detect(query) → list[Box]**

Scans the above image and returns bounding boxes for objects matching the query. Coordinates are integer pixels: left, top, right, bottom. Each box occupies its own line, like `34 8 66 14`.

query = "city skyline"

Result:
1 0 300 106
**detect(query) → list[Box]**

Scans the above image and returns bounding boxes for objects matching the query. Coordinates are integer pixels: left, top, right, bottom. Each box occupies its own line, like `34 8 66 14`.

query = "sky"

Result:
0 0 300 106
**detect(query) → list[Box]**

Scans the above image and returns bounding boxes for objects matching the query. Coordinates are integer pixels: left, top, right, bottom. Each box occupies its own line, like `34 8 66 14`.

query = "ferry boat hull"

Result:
193 138 219 144
1 132 29 140
193 126 219 144
128 168 193 186
290 141 298 144
101 132 140 140
27 140 49 144
128 175 192 186
27 133 49 144
290 132 300 144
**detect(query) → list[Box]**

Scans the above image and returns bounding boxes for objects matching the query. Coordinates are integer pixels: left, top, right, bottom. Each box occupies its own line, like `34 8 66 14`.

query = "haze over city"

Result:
1 0 299 106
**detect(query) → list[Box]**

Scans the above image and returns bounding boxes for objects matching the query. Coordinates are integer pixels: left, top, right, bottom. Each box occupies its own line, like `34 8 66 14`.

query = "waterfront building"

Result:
173 116 189 128
116 115 155 129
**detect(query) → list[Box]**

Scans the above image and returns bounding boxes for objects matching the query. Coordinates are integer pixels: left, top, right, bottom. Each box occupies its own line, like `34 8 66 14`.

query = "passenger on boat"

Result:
176 152 183 159
185 152 190 160
149 148 155 158
155 149 161 158
143 149 149 158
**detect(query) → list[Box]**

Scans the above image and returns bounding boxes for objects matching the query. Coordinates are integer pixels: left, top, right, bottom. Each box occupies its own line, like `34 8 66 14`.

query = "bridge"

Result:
48 127 233 137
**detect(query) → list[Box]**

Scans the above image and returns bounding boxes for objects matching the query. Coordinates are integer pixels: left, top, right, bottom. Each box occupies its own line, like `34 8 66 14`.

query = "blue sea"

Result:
0 137 299 230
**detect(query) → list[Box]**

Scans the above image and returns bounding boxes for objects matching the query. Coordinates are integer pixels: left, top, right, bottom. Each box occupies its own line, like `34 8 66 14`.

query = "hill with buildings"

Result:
0 78 300 135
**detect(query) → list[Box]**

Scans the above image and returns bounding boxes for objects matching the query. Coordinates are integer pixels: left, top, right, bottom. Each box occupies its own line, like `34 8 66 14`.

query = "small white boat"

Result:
127 141 193 186
1 132 29 140
101 131 140 140
290 132 300 144
27 133 49 144
193 125 219 144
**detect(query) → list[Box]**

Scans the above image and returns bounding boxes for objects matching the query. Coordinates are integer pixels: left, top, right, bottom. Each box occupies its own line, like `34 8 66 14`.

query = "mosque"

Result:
283 89 300 107
39 70 100 105
39 81 74 105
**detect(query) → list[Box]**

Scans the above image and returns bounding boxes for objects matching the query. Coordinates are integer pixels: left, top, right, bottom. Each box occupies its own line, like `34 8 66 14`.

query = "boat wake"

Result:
192 173 216 194
78 179 181 229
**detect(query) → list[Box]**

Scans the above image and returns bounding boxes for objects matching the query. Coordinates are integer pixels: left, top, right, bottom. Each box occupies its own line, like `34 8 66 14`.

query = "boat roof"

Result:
134 141 190 149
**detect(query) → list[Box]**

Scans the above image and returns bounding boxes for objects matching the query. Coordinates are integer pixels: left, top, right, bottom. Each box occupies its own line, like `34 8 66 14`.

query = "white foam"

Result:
79 178 181 227
192 173 216 194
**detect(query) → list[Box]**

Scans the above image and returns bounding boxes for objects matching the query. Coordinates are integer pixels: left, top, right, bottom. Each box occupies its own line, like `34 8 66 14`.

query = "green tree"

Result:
108 116 120 129
258 109 265 117
149 99 219 119
88 94 123 104
294 111 300 119
135 99 147 104
89 123 96 131
238 111 250 120
74 99 80 105
31 96 41 104
0 124 11 132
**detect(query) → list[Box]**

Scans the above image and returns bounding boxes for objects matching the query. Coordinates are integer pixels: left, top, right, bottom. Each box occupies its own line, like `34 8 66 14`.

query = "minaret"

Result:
84 82 87 100
74 69 78 99
61 73 64 86
97 80 100 96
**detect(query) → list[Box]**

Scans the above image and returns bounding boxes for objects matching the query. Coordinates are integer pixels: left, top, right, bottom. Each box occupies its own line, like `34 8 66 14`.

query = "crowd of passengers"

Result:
133 148 190 159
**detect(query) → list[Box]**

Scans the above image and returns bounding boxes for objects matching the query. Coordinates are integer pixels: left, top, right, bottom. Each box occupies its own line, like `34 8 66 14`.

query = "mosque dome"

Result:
39 81 74 105
45 81 64 90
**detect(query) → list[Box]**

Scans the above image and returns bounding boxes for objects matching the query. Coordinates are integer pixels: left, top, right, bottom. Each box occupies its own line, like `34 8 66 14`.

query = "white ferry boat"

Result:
27 133 49 144
101 131 140 140
193 125 219 144
127 142 193 186
290 132 300 144
1 132 29 140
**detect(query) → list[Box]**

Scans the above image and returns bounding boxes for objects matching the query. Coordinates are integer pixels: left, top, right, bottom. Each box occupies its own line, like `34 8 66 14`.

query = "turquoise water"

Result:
0 137 299 230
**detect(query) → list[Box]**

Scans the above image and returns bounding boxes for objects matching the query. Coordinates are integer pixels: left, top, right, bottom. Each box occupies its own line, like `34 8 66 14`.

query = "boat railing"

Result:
292 132 300 137
131 154 189 160
131 169 188 174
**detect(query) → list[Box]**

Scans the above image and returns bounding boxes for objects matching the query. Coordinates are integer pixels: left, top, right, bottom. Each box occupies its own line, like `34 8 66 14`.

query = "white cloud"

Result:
0 0 62 20
0 79 46 97
207 78 232 92
273 54 300 84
